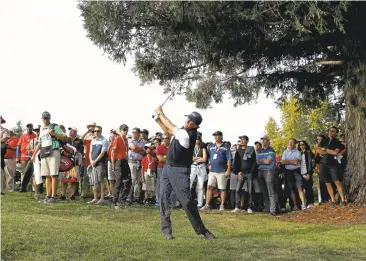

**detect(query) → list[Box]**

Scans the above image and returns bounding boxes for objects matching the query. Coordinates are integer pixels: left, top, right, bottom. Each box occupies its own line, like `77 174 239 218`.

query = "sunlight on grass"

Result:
2 193 366 261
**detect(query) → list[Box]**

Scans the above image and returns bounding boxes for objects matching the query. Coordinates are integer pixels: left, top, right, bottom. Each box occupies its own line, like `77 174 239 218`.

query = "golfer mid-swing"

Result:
154 106 215 240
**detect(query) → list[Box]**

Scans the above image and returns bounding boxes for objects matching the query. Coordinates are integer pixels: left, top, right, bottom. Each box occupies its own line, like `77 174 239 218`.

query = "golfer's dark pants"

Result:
160 164 206 236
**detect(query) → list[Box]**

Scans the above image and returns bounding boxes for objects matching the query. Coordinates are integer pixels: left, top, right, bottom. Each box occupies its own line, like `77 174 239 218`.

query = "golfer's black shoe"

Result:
202 229 216 240
164 234 174 240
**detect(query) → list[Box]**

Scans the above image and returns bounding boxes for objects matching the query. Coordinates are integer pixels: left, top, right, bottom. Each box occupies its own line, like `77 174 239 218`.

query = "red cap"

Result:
26 123 33 128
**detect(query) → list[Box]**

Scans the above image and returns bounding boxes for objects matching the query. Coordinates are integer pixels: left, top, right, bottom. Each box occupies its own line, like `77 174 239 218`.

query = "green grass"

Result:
2 193 366 261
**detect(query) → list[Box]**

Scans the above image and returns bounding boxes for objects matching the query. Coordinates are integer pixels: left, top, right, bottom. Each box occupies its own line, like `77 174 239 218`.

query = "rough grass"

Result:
1 193 366 261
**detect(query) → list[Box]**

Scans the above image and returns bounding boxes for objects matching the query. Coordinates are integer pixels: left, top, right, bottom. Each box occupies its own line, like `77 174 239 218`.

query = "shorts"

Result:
108 161 116 181
89 164 105 187
208 172 228 190
142 173 155 191
285 168 303 189
320 163 339 183
41 150 61 177
230 173 237 190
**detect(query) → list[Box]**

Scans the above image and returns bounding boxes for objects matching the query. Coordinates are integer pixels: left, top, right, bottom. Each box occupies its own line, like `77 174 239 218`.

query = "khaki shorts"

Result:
142 173 155 191
208 172 228 190
41 150 61 177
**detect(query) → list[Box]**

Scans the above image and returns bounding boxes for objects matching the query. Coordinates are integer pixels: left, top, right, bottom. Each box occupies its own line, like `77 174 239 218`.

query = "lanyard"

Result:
215 143 222 153
147 156 153 168
194 148 201 157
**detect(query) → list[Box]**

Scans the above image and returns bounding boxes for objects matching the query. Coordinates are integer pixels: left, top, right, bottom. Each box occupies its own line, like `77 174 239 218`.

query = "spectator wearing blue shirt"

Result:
88 126 108 205
256 135 276 215
200 131 231 212
281 138 306 210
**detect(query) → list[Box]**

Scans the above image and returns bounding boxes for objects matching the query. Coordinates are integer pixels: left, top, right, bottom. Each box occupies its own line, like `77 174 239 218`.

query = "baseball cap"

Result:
261 135 270 140
145 145 154 150
120 124 129 131
185 111 202 126
155 132 162 136
238 135 249 140
0 116 5 124
254 141 262 146
26 123 33 128
212 131 223 136
197 131 202 137
141 129 149 135
41 111 51 119
68 126 78 132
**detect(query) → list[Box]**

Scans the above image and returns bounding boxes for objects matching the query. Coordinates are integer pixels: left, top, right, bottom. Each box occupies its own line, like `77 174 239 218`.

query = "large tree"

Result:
78 1 366 205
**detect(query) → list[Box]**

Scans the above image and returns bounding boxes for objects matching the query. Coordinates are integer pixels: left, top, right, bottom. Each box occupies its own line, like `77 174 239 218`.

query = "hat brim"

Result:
1 119 5 124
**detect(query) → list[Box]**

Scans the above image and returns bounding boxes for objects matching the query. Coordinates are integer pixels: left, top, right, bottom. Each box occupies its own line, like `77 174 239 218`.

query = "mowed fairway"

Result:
2 193 366 261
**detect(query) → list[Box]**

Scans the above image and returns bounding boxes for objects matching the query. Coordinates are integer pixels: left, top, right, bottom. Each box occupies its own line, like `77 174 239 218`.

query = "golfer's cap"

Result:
254 141 262 146
68 126 78 132
238 135 249 140
261 135 270 141
26 123 33 128
41 111 51 119
212 131 223 136
87 122 97 128
185 111 202 126
119 124 129 130
1 116 5 124
141 129 149 135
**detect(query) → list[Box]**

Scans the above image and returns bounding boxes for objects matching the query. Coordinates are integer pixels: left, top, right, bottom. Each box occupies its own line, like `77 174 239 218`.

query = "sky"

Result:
0 0 281 145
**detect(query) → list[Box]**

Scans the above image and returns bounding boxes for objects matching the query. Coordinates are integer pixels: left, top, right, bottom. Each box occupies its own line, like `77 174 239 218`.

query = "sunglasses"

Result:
93 130 101 133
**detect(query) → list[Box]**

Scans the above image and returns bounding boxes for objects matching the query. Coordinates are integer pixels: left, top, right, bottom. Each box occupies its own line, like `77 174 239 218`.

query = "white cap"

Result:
68 126 78 133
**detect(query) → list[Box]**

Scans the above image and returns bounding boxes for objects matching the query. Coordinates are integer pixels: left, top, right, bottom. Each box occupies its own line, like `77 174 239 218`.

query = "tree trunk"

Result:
345 63 366 206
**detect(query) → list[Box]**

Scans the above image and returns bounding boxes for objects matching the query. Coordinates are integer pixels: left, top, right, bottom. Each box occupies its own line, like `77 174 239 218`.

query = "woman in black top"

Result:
298 140 315 207
190 136 208 208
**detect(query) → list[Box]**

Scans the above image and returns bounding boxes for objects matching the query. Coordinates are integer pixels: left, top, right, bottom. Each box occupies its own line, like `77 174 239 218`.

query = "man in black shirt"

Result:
316 126 346 208
154 106 215 240
232 135 256 213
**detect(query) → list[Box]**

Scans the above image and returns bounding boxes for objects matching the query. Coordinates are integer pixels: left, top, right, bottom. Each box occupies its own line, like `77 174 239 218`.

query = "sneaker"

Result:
202 229 216 240
293 206 299 211
329 201 336 209
301 205 307 210
200 205 210 211
39 197 50 203
232 208 241 213
341 201 347 208
46 197 57 203
219 205 225 211
70 195 76 201
34 194 40 200
280 208 286 212
164 234 174 240
247 208 253 214
270 212 276 216
307 204 314 209
115 205 123 210
95 199 106 205
87 199 98 204
60 195 66 201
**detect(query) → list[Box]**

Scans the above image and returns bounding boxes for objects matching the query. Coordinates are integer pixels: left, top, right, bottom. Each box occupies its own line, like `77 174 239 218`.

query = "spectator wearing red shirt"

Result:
141 146 157 204
155 134 170 206
80 122 96 198
4 131 19 191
